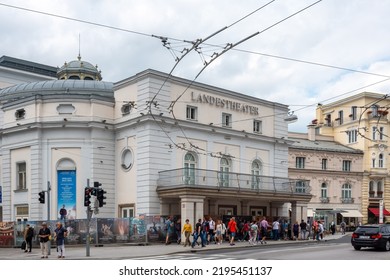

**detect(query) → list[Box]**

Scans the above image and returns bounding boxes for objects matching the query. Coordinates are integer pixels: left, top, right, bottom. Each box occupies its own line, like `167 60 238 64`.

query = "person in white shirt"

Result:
208 217 215 243
272 219 280 240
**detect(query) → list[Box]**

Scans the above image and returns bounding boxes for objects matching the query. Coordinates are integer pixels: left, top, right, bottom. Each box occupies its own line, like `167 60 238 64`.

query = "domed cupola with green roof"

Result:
56 54 102 81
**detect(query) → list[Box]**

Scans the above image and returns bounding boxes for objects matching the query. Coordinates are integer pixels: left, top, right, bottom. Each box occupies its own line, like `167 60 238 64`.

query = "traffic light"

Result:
38 191 45 204
94 181 102 188
97 188 107 207
84 187 92 207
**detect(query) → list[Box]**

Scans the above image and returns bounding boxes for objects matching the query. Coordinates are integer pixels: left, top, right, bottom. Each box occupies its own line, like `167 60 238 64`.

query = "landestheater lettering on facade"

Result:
0 55 311 228
190 92 259 115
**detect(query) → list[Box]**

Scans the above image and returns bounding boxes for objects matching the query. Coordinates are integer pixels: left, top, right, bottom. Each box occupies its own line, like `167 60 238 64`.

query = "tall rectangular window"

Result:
341 184 352 199
296 157 305 169
351 106 357 120
379 154 384 168
338 110 344 125
17 162 27 190
342 160 351 172
325 114 332 126
379 127 384 140
347 129 358 143
321 158 327 170
222 113 232 128
321 183 328 198
186 106 198 121
253 120 262 133
295 181 306 193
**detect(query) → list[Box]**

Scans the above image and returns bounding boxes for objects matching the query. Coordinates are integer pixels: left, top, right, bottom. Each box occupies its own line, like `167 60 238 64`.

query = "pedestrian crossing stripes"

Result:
129 253 242 260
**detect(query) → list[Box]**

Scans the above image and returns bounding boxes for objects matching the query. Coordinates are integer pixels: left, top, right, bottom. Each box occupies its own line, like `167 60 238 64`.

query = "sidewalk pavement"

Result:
0 232 350 260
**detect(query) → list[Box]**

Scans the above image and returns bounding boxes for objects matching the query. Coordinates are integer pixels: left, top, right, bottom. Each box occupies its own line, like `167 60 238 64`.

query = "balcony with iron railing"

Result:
320 197 330 203
157 168 311 195
341 197 354 204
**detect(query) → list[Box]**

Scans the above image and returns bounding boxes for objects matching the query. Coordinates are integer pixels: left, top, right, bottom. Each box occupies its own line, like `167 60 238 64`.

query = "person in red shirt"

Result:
227 217 238 246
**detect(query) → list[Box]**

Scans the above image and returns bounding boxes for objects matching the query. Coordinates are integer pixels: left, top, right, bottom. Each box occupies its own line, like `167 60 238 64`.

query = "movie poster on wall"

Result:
97 218 115 243
57 170 76 220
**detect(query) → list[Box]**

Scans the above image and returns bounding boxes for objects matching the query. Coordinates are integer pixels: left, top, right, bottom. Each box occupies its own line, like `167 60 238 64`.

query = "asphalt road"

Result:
147 235 390 260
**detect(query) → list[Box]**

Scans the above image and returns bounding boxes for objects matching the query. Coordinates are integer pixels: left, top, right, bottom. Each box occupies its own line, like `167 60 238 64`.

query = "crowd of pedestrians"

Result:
168 216 348 248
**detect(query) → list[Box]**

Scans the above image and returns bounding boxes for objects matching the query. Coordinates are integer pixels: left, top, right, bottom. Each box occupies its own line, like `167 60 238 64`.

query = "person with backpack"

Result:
164 216 174 245
202 218 210 244
23 224 34 253
208 217 215 244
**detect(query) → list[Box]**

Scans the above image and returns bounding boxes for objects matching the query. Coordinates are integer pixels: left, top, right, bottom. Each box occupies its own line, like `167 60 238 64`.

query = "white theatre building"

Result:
0 55 311 226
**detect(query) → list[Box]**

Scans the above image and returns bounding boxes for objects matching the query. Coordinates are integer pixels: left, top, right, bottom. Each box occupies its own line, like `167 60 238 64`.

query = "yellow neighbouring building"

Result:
314 92 390 224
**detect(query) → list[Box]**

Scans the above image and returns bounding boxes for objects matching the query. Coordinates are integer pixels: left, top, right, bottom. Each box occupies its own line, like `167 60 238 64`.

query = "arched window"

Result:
184 152 197 185
68 75 80 80
369 181 375 197
219 157 231 187
251 160 262 189
377 181 383 197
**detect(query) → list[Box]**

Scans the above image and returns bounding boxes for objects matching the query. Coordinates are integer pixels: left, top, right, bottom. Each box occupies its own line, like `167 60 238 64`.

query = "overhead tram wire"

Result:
148 0 278 107
4 1 389 82
293 76 390 114
0 1 284 164
145 0 280 158
0 2 164 40
165 0 322 158
5 1 355 168
356 94 390 142
169 0 323 113
232 49 390 79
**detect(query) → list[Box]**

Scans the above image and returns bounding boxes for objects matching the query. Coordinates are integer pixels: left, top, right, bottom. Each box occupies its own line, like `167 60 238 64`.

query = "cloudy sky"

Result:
1 0 390 132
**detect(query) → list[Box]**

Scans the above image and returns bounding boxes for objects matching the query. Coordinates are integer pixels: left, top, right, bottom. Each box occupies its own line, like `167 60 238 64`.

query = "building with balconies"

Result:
288 126 364 227
0 55 312 227
313 92 390 223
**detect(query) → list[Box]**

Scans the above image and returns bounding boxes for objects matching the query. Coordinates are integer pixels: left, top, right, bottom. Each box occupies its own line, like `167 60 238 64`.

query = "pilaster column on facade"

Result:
290 201 308 226
361 174 370 224
384 178 390 223
269 202 286 218
208 199 217 217
240 200 249 216
180 195 205 244
160 198 171 216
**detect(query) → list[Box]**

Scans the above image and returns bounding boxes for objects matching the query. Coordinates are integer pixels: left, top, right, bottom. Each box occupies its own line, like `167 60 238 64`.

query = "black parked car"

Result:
351 224 390 251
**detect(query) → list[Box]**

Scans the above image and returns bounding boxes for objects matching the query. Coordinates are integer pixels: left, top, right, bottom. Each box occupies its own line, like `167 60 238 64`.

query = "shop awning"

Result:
341 209 363 218
368 208 390 217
